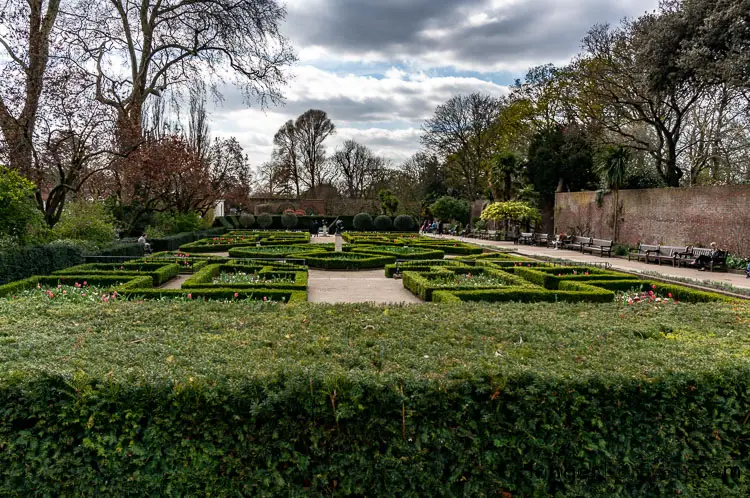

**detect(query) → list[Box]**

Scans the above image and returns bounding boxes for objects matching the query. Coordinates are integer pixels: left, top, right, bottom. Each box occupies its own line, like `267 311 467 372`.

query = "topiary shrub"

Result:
393 215 415 231
374 215 393 231
257 213 273 229
239 214 255 228
353 213 373 231
281 213 298 229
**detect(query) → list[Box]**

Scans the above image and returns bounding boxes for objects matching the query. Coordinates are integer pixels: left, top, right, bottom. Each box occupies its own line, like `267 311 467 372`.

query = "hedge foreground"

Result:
1 300 749 496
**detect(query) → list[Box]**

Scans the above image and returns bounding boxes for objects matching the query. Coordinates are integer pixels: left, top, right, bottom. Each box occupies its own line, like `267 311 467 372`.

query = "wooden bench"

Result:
562 235 592 252
655 245 690 267
628 243 659 263
582 238 613 257
516 232 534 245
533 233 550 247
678 247 728 272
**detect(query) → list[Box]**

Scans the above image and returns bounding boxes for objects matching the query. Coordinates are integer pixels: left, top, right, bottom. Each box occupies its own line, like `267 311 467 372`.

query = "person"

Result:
745 260 750 279
138 233 153 255
437 220 444 235
692 242 720 271
311 220 319 237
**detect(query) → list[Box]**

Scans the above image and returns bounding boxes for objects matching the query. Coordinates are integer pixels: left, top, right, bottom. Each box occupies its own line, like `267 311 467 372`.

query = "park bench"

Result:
533 233 550 247
562 235 592 252
628 243 659 263
582 238 613 257
655 245 690 267
516 232 534 245
677 247 728 272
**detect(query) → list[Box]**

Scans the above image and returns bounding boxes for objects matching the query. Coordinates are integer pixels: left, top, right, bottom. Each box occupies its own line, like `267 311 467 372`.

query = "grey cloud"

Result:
288 0 658 69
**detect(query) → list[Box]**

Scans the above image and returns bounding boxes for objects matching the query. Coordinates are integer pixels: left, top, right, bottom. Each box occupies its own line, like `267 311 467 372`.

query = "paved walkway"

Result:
307 269 422 304
158 275 191 289
432 235 750 290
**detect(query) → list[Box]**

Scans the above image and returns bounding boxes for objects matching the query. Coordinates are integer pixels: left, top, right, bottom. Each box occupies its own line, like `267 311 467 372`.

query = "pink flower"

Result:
668 293 673 298
652 284 656 289
83 281 87 286
573 271 577 275
63 290 67 295
187 293 192 299
36 283 41 289
81 292 86 297
263 296 268 301
57 284 62 289
234 293 239 298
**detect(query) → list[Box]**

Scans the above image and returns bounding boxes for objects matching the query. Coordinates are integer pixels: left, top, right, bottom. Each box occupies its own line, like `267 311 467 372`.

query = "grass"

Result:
0 299 749 383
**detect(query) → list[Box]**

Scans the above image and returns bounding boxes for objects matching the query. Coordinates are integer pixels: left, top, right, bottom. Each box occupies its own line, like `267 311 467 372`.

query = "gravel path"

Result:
307 269 421 304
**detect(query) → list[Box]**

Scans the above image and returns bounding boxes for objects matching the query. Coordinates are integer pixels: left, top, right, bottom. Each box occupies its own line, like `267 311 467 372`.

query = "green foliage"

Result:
54 263 180 286
96 242 145 258
257 213 273 229
378 188 399 215
182 264 307 291
351 245 444 261
296 251 396 270
373 215 393 231
0 298 750 495
429 196 470 224
280 212 298 229
393 214 415 231
353 213 374 231
0 165 46 244
214 216 235 229
613 244 630 256
239 213 255 228
50 200 117 249
0 242 85 285
148 211 207 237
480 201 541 224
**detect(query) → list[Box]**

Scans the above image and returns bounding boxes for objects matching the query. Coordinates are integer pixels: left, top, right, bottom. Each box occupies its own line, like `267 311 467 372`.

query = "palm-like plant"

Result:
597 146 630 241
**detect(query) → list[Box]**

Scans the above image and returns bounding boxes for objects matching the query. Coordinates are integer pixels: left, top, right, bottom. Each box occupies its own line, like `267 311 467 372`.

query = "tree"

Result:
480 201 542 226
429 196 470 224
0 166 46 243
294 110 335 192
331 140 387 198
272 120 302 198
0 0 62 176
489 152 524 202
66 0 296 150
574 19 706 186
378 189 399 216
596 146 630 241
421 93 503 200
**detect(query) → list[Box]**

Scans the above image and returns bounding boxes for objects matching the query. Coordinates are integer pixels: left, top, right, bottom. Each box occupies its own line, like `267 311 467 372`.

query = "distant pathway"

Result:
307 269 421 304
159 275 190 289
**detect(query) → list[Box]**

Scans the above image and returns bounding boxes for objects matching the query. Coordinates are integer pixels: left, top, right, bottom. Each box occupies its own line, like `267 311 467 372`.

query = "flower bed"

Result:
228 245 327 259
54 262 180 285
295 251 396 270
350 245 445 260
183 264 308 291
403 267 533 301
384 259 471 278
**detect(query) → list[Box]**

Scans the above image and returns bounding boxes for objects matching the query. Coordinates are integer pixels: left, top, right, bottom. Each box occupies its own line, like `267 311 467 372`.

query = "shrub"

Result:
239 214 255 228
96 242 145 258
429 196 470 224
374 215 393 231
0 241 85 285
613 244 630 257
281 212 298 229
214 216 234 229
393 214 415 231
50 200 117 249
148 211 207 236
296 251 395 270
353 213 373 231
0 165 47 244
257 213 273 229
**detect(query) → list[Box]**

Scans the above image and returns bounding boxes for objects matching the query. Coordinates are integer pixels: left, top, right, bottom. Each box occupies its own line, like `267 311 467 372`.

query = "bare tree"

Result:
63 0 296 150
0 0 62 176
330 139 387 198
272 120 301 198
421 93 503 200
294 109 335 193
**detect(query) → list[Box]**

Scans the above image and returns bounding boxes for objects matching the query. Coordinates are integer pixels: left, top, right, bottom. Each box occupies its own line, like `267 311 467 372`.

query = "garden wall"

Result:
555 185 750 256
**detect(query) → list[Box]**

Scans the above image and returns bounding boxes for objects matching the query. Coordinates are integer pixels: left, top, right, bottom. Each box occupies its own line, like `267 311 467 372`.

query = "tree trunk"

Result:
116 101 144 153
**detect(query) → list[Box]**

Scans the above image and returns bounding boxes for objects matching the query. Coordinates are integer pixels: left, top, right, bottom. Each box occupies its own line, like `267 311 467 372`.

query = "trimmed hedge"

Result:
353 213 373 231
393 214 415 231
118 287 306 302
403 268 533 301
350 246 445 261
432 286 615 303
214 216 235 229
0 274 155 297
96 242 144 258
228 245 327 259
149 227 226 252
182 264 308 291
384 260 471 278
296 251 396 270
54 263 180 286
2 302 749 495
0 242 85 285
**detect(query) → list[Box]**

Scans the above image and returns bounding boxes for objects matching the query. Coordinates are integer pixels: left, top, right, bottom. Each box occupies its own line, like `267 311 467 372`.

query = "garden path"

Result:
159 275 191 289
307 269 422 304
430 235 750 290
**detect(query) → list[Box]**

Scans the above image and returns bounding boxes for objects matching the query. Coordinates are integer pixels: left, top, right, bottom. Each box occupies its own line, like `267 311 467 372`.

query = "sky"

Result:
209 0 659 169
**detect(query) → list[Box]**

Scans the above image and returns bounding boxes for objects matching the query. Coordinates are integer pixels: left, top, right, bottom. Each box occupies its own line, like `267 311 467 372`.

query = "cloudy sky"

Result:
210 0 658 169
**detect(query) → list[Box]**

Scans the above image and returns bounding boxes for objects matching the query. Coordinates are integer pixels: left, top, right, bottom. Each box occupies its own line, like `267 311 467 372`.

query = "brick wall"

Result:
555 185 750 256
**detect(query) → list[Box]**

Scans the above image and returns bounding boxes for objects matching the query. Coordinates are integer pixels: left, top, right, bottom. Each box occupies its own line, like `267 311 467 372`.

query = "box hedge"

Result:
0 242 85 285
350 245 445 261
54 263 180 286
384 260 471 278
0 301 748 495
117 287 307 302
403 268 533 301
296 251 396 270
182 264 308 291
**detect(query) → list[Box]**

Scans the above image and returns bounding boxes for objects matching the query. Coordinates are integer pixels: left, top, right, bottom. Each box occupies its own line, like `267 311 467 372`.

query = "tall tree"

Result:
330 139 386 198
294 109 335 193
272 120 301 198
0 0 62 176
66 0 296 150
421 93 503 200
596 146 630 241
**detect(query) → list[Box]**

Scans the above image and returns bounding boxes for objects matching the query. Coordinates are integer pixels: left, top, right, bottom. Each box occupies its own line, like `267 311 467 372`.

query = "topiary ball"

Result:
374 215 393 231
257 213 273 229
281 212 298 229
239 213 255 228
353 213 374 231
393 214 415 231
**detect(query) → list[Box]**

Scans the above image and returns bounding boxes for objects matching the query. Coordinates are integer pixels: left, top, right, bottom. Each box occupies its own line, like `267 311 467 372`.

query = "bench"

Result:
562 235 592 252
582 238 613 257
628 243 659 263
655 245 690 267
533 233 550 247
516 232 534 245
678 247 728 272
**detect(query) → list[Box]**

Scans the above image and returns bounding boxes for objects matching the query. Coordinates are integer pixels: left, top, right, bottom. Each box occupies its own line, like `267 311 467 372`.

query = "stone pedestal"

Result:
335 233 343 252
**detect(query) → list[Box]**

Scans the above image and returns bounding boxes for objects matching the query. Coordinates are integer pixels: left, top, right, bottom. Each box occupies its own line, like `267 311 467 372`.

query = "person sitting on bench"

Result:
692 242 721 271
